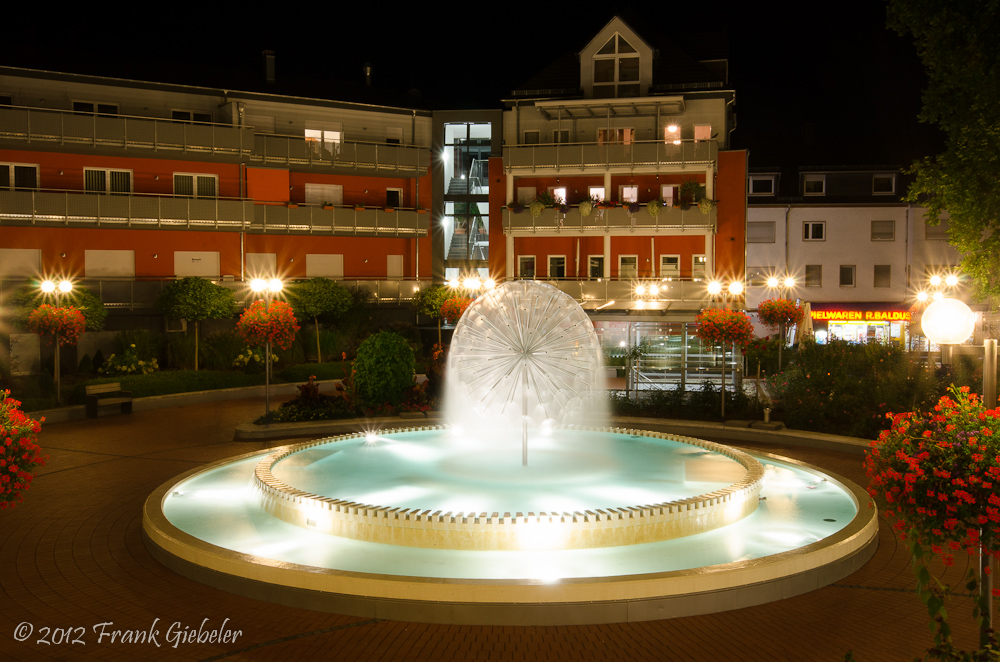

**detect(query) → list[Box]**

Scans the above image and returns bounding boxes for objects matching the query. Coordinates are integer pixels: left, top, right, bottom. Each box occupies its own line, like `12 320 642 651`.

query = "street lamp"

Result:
250 277 283 418
922 296 995 633
39 279 74 405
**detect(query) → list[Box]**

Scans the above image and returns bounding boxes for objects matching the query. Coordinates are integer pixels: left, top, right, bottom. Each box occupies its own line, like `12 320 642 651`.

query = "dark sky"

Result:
2 2 941 166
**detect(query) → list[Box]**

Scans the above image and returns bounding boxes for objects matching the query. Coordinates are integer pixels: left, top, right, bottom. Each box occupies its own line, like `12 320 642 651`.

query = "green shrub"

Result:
77 353 95 374
113 330 163 362
350 331 415 408
201 331 245 371
100 343 160 375
73 370 264 402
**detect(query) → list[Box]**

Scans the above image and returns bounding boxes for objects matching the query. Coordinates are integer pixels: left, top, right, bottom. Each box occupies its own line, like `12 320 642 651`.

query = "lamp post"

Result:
250 278 283 419
40 279 73 405
706 279 745 416
921 297 993 634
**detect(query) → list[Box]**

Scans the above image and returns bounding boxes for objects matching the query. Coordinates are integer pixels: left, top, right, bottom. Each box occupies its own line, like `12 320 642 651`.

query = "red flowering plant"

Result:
27 305 86 346
0 390 48 509
694 307 754 347
440 297 473 325
756 298 805 329
865 385 1000 654
235 300 300 350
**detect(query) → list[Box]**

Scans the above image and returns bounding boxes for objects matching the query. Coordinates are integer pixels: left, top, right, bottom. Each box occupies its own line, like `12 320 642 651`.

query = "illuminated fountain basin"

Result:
143 283 878 623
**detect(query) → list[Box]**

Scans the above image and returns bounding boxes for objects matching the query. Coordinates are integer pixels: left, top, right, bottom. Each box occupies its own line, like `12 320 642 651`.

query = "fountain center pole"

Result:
521 362 528 466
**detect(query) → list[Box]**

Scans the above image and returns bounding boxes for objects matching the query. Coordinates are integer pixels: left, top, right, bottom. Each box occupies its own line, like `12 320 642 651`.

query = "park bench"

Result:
85 382 133 418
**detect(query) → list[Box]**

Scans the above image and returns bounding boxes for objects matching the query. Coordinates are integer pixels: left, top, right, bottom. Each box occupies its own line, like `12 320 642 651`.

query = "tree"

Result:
411 285 450 343
5 284 106 332
888 0 1000 303
156 277 237 370
350 331 415 410
285 278 352 363
694 307 754 418
757 298 805 370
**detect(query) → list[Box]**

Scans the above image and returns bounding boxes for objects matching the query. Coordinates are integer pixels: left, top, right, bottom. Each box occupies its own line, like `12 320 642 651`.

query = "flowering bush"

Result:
27 305 86 346
694 308 754 347
865 385 1000 568
236 300 300 350
100 343 159 375
0 390 47 509
232 348 277 373
440 297 473 325
757 298 805 329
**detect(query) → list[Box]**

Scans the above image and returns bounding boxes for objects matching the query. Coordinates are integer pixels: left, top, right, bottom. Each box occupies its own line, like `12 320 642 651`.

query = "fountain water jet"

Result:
143 281 879 625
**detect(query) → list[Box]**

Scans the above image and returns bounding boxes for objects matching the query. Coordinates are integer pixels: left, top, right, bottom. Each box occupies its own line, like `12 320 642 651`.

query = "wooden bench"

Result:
85 382 133 418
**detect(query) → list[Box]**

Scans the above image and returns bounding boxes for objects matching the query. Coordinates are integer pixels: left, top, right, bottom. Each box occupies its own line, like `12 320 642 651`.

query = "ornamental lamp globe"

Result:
921 298 975 345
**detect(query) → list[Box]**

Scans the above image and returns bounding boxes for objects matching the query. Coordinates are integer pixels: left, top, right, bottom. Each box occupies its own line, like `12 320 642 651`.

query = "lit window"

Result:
747 222 775 243
692 255 707 279
660 255 680 278
621 186 638 203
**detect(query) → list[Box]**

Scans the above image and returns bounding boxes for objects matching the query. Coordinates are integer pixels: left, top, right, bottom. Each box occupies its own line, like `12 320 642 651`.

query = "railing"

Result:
504 205 715 233
520 278 711 304
0 106 253 155
468 159 488 194
503 139 717 172
0 278 430 312
252 134 430 173
0 190 428 236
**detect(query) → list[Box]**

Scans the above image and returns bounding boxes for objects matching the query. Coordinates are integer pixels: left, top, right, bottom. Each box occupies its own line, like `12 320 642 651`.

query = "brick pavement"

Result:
0 399 990 661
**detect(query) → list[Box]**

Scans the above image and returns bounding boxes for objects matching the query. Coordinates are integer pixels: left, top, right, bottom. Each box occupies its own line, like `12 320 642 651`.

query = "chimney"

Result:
263 50 276 84
363 62 372 87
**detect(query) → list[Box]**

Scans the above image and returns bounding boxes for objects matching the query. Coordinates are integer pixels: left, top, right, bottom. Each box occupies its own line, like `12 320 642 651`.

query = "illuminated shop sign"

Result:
810 310 911 322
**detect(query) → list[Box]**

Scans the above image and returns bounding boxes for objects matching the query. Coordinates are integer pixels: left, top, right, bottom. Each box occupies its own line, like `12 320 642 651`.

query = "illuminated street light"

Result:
635 284 646 296
929 275 943 287
40 280 56 293
916 291 928 302
945 274 959 287
39 278 74 405
249 277 283 419
707 281 723 296
783 277 795 289
766 277 779 288
728 281 744 296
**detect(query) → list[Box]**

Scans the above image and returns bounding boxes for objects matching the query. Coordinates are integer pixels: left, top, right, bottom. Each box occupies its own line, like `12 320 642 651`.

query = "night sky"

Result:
2 1 942 166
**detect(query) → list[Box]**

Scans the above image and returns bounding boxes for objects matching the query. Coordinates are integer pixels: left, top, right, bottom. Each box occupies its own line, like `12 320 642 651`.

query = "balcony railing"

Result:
0 190 428 236
0 106 254 155
252 134 430 173
516 278 710 306
503 205 715 233
503 139 717 172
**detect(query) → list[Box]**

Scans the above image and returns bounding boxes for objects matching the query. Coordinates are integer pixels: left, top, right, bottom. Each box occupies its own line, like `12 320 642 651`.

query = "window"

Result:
619 255 638 279
692 255 707 279
660 185 675 206
746 266 768 287
553 130 570 144
523 131 540 145
874 265 891 288
0 94 13 107
593 34 640 98
173 173 217 198
548 256 566 279
84 168 131 194
871 220 895 241
386 127 403 145
589 256 605 279
621 185 638 203
925 220 949 240
597 128 634 145
172 110 212 123
386 188 403 207
84 250 135 278
0 163 38 190
803 221 825 241
304 128 341 156
588 186 606 202
550 187 567 204
73 101 118 116
660 255 680 278
387 255 404 279
664 124 681 145
747 221 775 243
306 254 344 278
805 265 822 287
518 256 536 278
839 265 856 287
305 183 343 206
694 125 712 142
748 176 775 195
873 174 895 195
803 174 825 195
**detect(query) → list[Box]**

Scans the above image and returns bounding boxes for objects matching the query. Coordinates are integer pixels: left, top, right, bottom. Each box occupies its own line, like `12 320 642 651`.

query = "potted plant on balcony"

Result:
322 201 335 211
506 202 525 214
698 197 717 214
579 199 594 218
679 180 702 210
646 198 663 217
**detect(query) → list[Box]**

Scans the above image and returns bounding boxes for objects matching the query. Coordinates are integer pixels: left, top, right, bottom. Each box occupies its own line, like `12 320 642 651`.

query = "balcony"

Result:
503 204 715 234
0 190 428 237
252 134 430 175
515 278 710 310
503 139 716 173
0 106 254 156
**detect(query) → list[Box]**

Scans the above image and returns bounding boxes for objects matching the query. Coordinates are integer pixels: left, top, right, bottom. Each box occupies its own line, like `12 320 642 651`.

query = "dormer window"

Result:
593 34 640 98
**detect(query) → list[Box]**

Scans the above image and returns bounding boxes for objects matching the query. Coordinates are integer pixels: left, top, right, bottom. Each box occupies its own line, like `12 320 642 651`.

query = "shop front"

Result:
809 303 911 345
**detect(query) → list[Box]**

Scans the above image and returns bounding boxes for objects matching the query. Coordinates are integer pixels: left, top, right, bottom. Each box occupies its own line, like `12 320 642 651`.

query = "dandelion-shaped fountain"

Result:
143 282 879 624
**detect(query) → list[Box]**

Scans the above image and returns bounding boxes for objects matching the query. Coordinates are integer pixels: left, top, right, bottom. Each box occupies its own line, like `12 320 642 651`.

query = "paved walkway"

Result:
0 398 989 661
